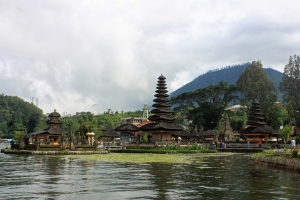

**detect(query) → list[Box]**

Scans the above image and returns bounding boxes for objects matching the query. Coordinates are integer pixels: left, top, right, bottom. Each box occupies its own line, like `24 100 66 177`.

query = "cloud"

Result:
0 0 300 115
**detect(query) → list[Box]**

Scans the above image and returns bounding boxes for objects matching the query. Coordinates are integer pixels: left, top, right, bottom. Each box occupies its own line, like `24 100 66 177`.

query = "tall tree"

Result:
279 55 300 125
237 61 277 103
170 81 238 130
236 61 278 120
265 103 289 130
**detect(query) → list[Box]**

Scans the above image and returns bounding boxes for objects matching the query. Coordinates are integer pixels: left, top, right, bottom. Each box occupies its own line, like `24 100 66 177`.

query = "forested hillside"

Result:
170 63 283 98
0 94 45 138
0 94 148 140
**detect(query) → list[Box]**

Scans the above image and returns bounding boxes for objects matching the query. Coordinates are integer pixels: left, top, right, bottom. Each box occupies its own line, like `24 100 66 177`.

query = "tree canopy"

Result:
236 61 278 123
279 55 300 125
170 81 238 131
58 110 147 141
0 94 45 138
236 61 278 104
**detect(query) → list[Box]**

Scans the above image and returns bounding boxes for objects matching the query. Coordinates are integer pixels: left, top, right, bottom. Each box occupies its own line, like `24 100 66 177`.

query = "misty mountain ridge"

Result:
170 62 283 98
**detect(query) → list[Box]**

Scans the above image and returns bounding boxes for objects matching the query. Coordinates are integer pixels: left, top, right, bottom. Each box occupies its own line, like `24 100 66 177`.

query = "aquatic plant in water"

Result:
67 153 235 164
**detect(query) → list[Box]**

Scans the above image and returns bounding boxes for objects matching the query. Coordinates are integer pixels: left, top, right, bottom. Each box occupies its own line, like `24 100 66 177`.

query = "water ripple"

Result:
1 148 300 199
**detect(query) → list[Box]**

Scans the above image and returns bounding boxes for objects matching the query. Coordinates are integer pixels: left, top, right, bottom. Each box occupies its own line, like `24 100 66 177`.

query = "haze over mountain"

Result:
170 63 283 98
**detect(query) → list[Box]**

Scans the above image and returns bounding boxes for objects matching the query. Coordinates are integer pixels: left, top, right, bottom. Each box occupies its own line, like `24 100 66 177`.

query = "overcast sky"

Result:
0 0 299 115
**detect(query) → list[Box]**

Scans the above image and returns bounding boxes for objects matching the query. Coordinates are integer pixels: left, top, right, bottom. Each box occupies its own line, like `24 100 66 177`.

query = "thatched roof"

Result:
48 110 61 117
172 130 190 137
150 109 173 114
29 127 65 136
100 127 120 138
46 119 63 124
148 115 175 121
270 131 280 137
201 130 217 137
191 129 202 137
29 109 65 136
29 130 47 135
240 124 274 134
246 101 267 126
114 123 140 132
99 129 120 138
140 122 183 131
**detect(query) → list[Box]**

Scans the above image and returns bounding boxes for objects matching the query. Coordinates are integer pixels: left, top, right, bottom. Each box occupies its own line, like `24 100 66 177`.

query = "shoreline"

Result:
250 153 300 172
1 148 108 155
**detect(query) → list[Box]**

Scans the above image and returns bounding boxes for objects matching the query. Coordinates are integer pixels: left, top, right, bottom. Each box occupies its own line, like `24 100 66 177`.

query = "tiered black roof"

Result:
246 101 266 126
148 75 174 122
240 101 275 136
46 109 63 125
140 75 183 131
29 109 65 136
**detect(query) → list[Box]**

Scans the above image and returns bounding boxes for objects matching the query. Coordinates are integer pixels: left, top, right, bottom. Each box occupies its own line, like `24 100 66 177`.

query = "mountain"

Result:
170 62 283 98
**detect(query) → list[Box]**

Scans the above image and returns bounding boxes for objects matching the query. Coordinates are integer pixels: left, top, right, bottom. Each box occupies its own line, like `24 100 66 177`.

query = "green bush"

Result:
262 146 271 150
142 134 148 142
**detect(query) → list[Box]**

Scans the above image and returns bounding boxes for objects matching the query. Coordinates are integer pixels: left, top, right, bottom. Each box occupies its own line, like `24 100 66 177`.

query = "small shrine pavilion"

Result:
99 126 120 141
200 130 218 142
240 101 277 142
140 74 183 142
114 123 140 142
172 130 191 142
29 109 65 149
191 128 203 142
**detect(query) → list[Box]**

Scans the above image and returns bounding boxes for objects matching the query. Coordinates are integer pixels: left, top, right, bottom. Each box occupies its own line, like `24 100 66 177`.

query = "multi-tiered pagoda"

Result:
30 109 65 146
246 101 266 126
140 75 183 142
240 101 278 142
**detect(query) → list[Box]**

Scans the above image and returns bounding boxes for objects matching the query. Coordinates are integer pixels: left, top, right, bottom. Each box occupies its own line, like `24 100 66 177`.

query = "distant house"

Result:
121 117 148 126
225 105 245 112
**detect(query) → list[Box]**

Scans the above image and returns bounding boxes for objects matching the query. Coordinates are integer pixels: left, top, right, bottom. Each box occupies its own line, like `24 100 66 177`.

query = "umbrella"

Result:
86 132 94 136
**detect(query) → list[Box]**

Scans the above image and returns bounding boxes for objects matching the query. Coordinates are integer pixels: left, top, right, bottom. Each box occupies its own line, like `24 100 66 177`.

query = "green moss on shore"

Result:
251 150 300 171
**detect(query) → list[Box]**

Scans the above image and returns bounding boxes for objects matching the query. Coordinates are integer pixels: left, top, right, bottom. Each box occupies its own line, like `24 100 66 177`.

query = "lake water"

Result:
1 143 300 200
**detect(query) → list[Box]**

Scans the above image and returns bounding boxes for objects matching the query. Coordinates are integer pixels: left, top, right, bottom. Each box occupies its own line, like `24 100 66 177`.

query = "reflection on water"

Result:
1 143 300 200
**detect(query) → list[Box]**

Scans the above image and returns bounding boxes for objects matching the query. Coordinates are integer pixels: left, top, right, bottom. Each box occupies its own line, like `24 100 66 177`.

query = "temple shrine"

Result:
240 101 278 142
28 109 66 150
140 74 183 142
